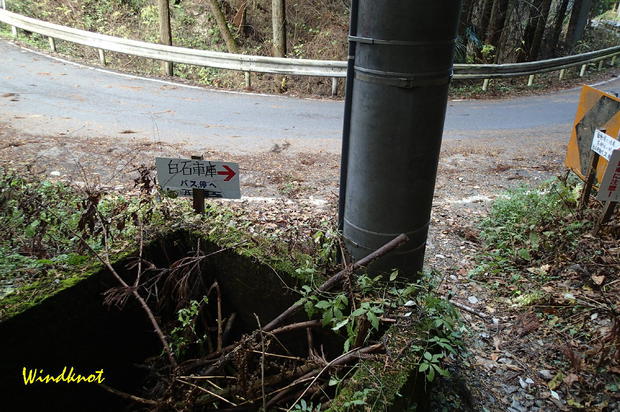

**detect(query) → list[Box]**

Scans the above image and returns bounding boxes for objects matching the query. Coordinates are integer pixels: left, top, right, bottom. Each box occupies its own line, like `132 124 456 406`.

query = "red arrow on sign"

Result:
218 165 236 181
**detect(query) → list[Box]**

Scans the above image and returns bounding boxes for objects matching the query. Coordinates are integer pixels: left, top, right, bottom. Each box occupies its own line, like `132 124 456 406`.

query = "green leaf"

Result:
423 351 433 361
389 270 399 281
419 362 429 372
351 308 366 317
427 366 435 382
517 248 531 260
315 300 331 309
332 318 349 331
367 311 380 330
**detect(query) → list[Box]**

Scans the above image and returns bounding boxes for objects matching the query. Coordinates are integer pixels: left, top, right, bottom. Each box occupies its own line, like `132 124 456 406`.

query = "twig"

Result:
223 312 237 345
181 235 406 375
215 282 223 352
99 383 157 406
268 320 322 335
177 378 237 407
450 300 491 320
254 314 267 412
41 203 178 369
133 217 144 288
263 234 409 332
286 344 384 411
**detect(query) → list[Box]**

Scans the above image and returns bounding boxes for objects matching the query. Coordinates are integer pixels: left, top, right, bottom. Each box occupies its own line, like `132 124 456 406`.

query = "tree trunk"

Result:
478 0 495 42
565 0 593 51
271 0 286 57
529 0 552 60
548 0 570 57
158 0 173 75
207 0 239 53
521 0 542 61
486 0 508 47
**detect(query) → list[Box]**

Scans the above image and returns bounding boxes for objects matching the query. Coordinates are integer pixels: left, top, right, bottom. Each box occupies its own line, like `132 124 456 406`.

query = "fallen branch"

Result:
99 383 158 406
263 233 409 332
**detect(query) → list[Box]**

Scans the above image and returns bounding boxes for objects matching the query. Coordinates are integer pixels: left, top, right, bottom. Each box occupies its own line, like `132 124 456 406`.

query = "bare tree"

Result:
271 0 286 57
207 0 239 53
158 0 173 75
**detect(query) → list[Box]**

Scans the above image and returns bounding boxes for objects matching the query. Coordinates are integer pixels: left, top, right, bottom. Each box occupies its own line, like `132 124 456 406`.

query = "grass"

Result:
470 177 588 285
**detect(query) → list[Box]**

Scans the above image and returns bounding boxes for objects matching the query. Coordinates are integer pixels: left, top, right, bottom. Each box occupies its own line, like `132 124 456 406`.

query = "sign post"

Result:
155 157 241 213
594 148 620 233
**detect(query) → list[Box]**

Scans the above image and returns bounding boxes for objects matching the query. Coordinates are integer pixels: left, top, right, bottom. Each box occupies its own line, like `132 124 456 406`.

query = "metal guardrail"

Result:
1 8 619 89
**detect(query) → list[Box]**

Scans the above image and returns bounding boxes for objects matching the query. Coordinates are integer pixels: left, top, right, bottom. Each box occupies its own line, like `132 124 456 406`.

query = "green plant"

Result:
472 177 586 279
291 399 321 411
170 297 208 357
343 388 376 409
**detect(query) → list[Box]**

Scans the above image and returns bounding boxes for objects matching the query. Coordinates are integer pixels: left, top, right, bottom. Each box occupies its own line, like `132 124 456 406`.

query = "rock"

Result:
525 378 534 385
50 170 61 176
539 369 553 380
503 384 519 394
519 377 528 389
510 399 528 412
468 296 479 304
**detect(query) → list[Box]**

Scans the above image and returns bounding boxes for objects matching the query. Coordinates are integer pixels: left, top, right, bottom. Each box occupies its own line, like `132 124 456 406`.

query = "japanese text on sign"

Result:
155 157 240 199
596 149 620 202
591 129 620 161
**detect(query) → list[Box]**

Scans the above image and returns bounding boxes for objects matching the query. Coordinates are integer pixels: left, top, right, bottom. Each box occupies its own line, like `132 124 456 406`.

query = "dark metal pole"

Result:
338 0 360 232
342 0 462 277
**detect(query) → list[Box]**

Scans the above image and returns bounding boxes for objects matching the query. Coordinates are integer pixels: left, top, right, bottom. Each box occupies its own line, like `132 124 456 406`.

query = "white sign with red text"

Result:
155 157 240 199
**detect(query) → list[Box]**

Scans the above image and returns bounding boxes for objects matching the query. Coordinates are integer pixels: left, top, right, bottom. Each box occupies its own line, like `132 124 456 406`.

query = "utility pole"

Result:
340 0 462 278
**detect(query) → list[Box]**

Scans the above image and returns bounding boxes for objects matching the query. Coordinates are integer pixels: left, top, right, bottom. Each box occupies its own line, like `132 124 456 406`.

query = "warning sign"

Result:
565 86 620 182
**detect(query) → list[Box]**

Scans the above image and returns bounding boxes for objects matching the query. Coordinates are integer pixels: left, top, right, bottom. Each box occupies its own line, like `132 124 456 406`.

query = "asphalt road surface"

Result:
1 39 619 154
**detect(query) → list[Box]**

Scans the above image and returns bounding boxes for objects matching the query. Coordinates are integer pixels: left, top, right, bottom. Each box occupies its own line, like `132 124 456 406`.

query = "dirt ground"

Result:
1 119 618 411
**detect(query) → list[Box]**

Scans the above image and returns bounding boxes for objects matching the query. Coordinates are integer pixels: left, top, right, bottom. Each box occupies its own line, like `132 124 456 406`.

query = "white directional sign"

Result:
591 129 620 161
596 149 620 202
155 157 241 199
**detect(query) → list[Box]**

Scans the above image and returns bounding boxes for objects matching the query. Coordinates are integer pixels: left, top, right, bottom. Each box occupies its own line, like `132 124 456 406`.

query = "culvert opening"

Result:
0 230 351 411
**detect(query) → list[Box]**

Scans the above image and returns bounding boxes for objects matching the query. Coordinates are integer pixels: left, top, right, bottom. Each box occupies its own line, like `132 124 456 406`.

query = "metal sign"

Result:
591 129 620 161
565 86 620 181
155 157 240 199
596 150 620 202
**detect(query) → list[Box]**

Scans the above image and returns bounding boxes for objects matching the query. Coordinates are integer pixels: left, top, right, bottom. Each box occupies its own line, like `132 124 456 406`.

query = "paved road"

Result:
1 40 619 154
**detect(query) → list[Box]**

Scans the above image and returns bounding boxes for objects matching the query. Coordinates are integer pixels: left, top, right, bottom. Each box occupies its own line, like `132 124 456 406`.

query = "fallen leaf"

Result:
564 373 579 386
591 275 605 286
548 372 565 390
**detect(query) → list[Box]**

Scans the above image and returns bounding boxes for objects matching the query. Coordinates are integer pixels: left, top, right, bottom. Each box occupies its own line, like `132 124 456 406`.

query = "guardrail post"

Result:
98 49 106 66
163 61 173 76
244 71 251 89
482 78 490 91
11 25 17 38
598 60 604 71
612 55 617 66
48 37 56 52
579 64 586 77
331 77 338 96
527 74 535 87
559 69 565 80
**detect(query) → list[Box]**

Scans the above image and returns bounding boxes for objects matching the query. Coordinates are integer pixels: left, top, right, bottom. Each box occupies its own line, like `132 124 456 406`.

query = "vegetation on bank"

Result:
0 0 618 96
468 176 619 409
0 167 339 320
